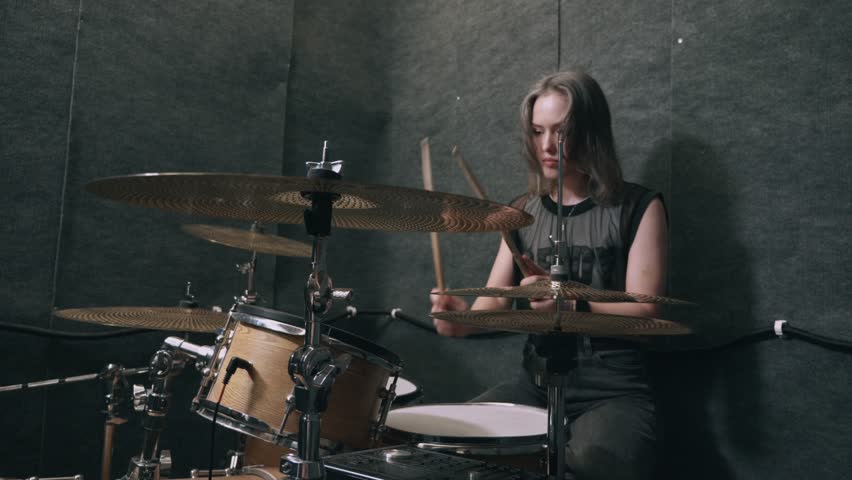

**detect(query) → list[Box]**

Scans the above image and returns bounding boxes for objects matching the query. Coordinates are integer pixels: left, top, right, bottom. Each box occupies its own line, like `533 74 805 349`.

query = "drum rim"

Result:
194 399 346 453
384 402 548 450
231 304 403 372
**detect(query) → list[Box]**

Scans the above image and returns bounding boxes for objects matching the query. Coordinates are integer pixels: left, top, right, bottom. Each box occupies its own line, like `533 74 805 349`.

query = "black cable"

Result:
647 326 775 353
648 322 852 354
326 307 515 339
209 357 252 480
784 324 852 351
393 309 515 339
0 321 148 339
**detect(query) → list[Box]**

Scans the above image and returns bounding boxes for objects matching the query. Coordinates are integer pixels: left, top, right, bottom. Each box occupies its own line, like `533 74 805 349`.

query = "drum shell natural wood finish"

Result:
205 321 391 450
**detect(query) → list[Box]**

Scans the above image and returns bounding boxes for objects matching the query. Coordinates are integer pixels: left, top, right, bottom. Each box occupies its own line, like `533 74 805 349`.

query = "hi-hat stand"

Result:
540 132 574 480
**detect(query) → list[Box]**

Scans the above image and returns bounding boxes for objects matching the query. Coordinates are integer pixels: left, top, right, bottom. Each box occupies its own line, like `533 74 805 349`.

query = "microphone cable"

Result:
325 306 514 339
209 357 252 480
649 320 852 354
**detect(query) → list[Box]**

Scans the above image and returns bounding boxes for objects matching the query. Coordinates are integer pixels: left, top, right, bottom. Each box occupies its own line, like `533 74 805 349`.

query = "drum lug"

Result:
369 421 388 443
372 378 397 443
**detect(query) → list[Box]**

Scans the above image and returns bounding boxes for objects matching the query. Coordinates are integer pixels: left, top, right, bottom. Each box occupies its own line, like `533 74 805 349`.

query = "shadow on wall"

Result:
643 134 761 479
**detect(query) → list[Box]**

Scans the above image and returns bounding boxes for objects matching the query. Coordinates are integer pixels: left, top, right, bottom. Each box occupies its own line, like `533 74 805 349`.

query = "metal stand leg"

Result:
120 348 185 480
545 376 569 480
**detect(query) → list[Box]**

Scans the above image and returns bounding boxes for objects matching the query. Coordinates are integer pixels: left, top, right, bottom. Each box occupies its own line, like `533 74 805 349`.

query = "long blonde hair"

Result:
520 71 623 205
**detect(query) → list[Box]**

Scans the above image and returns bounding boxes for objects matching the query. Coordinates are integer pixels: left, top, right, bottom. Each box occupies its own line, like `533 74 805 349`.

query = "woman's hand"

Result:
430 289 478 336
520 255 557 312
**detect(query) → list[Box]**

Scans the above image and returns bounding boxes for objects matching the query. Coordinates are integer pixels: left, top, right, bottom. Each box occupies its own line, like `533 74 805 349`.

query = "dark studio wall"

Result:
1 1 850 480
1 0 295 477
280 1 852 479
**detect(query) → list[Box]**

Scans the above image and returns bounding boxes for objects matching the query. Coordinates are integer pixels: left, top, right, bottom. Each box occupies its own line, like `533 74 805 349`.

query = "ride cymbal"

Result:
431 310 690 336
437 280 692 304
86 173 533 233
182 224 312 257
54 307 228 332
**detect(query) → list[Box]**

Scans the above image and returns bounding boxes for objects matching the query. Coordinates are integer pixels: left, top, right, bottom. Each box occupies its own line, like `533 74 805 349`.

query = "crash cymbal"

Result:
54 307 228 332
431 310 690 336
437 280 692 304
182 224 311 257
86 173 534 233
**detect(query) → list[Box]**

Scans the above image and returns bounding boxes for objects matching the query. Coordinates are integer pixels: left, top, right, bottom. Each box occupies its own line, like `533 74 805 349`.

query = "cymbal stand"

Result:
101 364 132 480
235 222 263 305
120 346 187 480
280 142 352 480
0 364 149 480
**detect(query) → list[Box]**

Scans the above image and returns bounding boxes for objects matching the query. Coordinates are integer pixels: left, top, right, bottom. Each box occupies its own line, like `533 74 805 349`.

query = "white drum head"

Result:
386 403 547 438
387 376 419 397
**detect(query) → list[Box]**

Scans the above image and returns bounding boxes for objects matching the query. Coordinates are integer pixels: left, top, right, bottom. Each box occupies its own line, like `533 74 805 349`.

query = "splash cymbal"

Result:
437 280 692 304
182 224 311 257
86 173 533 233
431 310 690 336
54 307 228 332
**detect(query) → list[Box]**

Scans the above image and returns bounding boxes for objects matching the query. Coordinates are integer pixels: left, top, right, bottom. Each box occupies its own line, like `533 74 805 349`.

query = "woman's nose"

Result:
541 132 557 154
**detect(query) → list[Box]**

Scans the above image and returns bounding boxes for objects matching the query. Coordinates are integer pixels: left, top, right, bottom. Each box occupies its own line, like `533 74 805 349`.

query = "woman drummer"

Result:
431 70 667 480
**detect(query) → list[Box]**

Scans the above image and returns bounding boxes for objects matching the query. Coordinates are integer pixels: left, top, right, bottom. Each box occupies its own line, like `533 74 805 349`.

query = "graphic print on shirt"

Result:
534 245 618 287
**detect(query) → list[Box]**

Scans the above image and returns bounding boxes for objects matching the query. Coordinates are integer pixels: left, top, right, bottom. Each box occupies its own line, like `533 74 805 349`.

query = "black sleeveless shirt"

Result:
508 182 665 372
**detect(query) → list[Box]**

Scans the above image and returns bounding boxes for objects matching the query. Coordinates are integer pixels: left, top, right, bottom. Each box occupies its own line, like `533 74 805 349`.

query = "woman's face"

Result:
531 90 571 180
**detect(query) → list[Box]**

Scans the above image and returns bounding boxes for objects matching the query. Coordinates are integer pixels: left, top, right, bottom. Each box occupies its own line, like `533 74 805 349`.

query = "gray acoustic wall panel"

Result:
4 0 851 478
275 0 391 318
276 0 558 404
659 0 852 477
0 1 295 477
0 2 82 474
365 0 558 402
560 0 673 194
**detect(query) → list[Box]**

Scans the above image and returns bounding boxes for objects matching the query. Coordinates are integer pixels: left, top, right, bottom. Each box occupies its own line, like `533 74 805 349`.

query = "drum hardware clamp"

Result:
119 343 191 480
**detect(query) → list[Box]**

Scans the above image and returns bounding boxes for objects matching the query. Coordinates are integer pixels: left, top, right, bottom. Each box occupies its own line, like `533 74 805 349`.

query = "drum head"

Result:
387 376 422 406
391 377 419 397
385 403 547 455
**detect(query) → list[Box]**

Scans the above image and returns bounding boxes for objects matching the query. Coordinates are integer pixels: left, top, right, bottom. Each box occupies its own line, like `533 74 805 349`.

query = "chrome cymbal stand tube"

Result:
280 143 352 480
101 364 133 480
120 346 186 480
235 222 263 305
542 133 571 480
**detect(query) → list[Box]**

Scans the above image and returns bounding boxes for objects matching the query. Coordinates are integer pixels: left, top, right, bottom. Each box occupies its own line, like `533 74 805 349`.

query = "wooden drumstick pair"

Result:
420 138 532 294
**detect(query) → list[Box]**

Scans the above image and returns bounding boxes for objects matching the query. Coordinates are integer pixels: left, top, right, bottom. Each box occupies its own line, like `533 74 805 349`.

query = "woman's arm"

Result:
431 236 516 336
590 197 668 318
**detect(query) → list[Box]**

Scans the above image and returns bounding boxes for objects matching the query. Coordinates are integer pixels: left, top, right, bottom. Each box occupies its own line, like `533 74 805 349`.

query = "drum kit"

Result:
2 142 691 480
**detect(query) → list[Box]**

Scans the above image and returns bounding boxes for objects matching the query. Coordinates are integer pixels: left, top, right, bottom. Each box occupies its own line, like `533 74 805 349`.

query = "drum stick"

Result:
452 146 532 277
421 137 445 292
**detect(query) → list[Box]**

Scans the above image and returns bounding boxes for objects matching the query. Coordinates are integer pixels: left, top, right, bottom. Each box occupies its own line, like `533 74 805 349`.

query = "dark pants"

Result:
470 345 658 480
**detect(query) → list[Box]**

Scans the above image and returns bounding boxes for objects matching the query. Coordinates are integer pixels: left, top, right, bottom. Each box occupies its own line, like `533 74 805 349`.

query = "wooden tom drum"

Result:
193 304 402 454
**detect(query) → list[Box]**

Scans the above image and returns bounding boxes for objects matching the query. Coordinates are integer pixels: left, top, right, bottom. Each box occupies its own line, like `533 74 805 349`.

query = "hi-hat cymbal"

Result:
86 173 533 233
54 307 228 332
431 310 690 336
437 280 692 304
182 224 312 257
